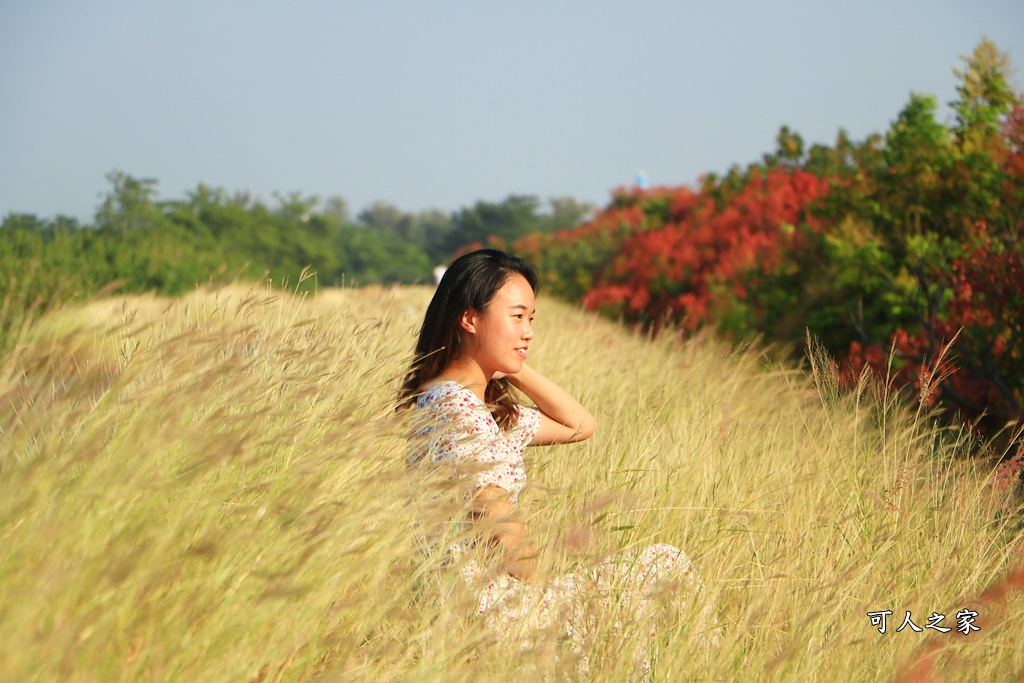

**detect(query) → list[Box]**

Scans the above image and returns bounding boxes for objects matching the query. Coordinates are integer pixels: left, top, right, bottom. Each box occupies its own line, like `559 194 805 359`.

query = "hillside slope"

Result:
1 285 1021 681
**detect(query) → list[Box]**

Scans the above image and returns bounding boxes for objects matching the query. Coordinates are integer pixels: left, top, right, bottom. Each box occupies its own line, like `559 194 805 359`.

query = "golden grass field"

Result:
1 283 1022 681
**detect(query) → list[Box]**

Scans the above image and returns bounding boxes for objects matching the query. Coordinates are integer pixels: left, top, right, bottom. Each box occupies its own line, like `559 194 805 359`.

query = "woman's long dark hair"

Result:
398 249 538 430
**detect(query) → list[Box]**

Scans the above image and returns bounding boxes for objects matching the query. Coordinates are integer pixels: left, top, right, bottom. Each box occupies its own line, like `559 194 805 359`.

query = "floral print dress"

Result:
408 380 717 669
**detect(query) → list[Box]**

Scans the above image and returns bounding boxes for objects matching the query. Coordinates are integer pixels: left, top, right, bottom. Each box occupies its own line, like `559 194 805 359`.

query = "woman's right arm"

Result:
471 485 537 581
503 363 596 445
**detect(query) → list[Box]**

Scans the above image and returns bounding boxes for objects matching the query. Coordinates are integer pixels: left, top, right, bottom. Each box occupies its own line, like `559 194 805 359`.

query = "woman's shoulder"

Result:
415 380 479 409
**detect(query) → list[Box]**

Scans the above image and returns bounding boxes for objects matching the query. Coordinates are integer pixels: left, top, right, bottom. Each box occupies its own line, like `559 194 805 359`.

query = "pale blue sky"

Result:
2 0 1021 223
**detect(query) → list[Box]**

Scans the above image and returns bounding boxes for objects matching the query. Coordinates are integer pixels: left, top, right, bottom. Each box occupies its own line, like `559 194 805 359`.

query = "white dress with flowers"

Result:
408 381 718 667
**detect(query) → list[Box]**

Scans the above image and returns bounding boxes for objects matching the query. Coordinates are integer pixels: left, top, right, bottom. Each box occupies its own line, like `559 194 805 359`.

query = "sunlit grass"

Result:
1 283 1021 681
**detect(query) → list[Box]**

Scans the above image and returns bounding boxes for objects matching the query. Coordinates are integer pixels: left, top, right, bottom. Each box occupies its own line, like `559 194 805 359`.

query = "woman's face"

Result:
468 273 536 377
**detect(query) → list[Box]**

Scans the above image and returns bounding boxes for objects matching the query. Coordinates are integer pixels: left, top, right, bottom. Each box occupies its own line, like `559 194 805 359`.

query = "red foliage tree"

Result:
581 169 830 332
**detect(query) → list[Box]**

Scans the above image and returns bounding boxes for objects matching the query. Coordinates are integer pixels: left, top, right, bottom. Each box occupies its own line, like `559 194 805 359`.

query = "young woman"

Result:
399 249 716 667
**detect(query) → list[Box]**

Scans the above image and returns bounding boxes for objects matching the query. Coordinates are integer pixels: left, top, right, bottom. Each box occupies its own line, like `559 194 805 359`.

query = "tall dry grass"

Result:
1 284 1022 681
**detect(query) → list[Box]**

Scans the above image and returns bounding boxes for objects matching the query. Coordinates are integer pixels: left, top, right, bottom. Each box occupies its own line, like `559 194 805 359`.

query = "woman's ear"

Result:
460 308 479 335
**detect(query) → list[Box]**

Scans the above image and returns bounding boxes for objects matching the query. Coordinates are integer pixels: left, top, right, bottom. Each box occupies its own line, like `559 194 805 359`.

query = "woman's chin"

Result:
492 363 523 380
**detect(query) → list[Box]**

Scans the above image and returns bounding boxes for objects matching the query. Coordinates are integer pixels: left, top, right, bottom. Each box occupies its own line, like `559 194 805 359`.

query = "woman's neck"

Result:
435 357 490 401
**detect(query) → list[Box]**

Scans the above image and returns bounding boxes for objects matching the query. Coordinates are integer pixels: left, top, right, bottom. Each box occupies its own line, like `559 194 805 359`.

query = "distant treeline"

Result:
0 176 590 362
1 177 592 297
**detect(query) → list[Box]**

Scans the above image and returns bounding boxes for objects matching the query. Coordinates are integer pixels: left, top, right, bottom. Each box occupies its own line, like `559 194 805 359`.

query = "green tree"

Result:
949 38 1019 226
322 195 350 226
763 125 806 169
543 196 593 231
415 208 454 263
95 171 164 234
446 195 544 253
357 200 406 235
